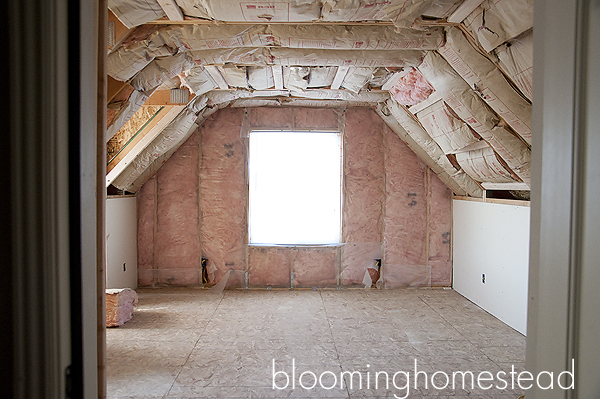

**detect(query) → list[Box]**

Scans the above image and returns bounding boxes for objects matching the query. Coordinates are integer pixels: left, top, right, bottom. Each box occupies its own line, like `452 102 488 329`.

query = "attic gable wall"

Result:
137 107 452 288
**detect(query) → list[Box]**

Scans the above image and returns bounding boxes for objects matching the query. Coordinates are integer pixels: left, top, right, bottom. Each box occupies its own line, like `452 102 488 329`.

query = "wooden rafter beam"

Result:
108 9 134 51
107 76 129 104
106 105 185 184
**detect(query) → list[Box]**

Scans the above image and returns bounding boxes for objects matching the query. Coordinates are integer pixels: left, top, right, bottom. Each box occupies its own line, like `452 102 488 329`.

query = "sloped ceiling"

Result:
106 0 533 199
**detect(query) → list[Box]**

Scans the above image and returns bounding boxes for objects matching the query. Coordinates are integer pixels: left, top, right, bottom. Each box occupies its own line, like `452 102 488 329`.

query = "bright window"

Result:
249 131 342 245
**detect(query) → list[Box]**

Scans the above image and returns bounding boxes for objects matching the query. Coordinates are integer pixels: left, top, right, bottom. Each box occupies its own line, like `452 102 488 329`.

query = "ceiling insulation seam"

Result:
422 0 463 19
107 23 444 79
181 65 219 95
377 103 482 198
462 0 533 53
171 0 436 28
307 67 337 88
106 89 151 142
283 66 310 92
203 89 389 104
228 99 379 108
439 27 532 144
247 66 275 90
321 0 436 28
109 0 165 28
109 47 428 82
418 51 530 186
218 64 249 89
341 67 375 94
384 99 482 197
455 147 517 183
130 52 195 92
493 29 533 102
416 99 480 154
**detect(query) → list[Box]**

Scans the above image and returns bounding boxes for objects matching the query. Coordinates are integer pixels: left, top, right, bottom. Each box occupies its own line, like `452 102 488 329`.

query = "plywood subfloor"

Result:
107 288 525 398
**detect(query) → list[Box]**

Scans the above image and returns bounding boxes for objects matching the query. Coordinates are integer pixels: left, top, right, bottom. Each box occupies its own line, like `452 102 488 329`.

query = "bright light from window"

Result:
249 131 342 245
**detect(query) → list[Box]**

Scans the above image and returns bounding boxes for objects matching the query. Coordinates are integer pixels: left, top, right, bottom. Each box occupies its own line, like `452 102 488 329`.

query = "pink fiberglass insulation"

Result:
200 108 247 284
293 247 338 287
428 171 452 286
248 107 293 129
156 131 200 285
383 124 429 287
389 68 434 106
248 247 291 287
341 108 385 285
340 242 383 285
293 108 339 129
137 176 155 286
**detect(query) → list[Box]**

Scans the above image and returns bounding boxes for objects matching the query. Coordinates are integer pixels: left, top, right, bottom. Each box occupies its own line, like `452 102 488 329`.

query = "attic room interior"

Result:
4 0 600 398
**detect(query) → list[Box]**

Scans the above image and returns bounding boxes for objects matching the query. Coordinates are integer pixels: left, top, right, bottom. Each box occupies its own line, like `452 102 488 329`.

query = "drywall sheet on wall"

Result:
383 124 429 287
453 199 529 334
106 196 138 289
156 132 200 285
137 177 155 286
200 108 248 284
341 108 385 285
428 173 452 286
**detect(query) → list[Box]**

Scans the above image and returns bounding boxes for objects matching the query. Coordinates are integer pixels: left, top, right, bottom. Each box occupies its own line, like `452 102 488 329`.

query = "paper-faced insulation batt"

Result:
493 30 533 101
456 147 516 183
418 51 531 185
416 100 480 154
463 0 533 52
439 27 532 144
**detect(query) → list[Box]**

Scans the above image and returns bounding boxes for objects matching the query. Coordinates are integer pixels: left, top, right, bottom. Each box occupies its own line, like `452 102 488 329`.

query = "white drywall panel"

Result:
452 199 529 334
106 197 138 289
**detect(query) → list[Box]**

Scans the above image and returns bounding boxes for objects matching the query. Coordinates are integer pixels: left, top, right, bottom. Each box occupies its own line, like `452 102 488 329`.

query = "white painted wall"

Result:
106 196 138 289
452 199 530 335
